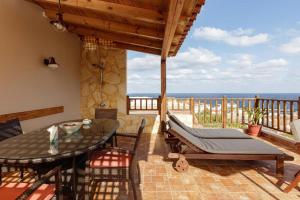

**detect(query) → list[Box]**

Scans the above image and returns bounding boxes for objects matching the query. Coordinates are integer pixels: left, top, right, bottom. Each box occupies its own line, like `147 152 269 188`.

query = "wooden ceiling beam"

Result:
94 0 161 11
36 0 165 24
114 43 161 55
44 9 164 39
69 26 162 49
161 0 185 59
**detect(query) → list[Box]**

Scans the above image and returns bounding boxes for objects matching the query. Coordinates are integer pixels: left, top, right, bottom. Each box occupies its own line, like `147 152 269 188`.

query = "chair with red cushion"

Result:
0 166 61 200
84 119 146 200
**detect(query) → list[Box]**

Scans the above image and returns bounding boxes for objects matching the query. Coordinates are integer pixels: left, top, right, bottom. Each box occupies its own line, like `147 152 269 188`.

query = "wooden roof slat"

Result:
94 0 162 11
37 0 165 24
161 0 185 59
114 43 161 55
69 26 162 49
45 9 164 39
172 0 205 55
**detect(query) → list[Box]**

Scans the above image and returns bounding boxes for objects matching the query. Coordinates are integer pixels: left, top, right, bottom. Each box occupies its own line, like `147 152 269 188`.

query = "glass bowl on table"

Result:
59 122 83 134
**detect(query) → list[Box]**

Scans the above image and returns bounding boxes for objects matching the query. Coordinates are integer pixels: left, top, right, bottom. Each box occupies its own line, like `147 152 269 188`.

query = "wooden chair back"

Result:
0 118 23 142
95 109 117 119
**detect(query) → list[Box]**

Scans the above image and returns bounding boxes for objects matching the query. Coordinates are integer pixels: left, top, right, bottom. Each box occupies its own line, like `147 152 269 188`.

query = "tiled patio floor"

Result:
128 132 300 200
2 132 300 200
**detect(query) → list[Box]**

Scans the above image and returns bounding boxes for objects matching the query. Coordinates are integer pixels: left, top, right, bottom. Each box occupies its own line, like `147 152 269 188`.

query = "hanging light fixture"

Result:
44 57 59 69
50 0 67 32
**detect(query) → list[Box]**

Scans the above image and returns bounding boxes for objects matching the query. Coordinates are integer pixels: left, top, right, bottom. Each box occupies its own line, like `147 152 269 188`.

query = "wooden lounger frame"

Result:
164 126 294 177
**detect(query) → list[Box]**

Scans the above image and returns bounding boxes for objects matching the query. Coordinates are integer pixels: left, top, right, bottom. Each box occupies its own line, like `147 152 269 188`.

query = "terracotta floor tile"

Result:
2 132 300 200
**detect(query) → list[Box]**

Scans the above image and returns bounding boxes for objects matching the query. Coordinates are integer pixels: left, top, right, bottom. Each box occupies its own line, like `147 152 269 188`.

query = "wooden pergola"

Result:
26 0 205 122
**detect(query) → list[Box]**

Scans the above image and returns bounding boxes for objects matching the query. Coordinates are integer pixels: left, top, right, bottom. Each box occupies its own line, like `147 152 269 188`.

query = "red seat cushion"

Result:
0 182 55 200
90 150 131 168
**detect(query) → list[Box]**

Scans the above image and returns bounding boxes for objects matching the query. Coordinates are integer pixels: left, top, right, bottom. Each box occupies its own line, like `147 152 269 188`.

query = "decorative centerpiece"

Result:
246 107 266 136
47 125 59 154
59 122 82 134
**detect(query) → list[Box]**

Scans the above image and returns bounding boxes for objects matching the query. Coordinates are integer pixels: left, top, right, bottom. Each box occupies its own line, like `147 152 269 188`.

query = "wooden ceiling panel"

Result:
45 9 164 39
114 43 161 55
35 0 165 24
69 26 162 49
26 0 205 56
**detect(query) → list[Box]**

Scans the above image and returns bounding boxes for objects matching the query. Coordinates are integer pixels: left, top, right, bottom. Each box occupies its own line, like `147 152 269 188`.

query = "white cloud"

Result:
255 58 288 68
193 27 270 46
279 37 300 54
169 47 221 68
127 47 289 93
227 54 254 67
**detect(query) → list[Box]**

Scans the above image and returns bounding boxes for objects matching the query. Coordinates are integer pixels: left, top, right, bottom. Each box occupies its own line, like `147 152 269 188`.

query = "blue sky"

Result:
127 0 300 94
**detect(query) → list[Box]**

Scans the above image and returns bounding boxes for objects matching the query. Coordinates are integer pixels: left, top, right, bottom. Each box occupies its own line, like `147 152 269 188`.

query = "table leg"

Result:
72 157 78 199
114 131 118 147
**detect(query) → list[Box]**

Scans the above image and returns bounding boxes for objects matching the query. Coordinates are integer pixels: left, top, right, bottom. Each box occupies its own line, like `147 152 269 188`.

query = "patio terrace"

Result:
2 132 300 199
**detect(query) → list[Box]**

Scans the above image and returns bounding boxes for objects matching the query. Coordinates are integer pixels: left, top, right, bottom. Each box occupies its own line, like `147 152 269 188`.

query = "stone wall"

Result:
80 47 160 134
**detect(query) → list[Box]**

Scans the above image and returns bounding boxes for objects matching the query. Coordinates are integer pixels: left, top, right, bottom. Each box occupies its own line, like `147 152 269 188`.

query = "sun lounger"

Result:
165 114 294 176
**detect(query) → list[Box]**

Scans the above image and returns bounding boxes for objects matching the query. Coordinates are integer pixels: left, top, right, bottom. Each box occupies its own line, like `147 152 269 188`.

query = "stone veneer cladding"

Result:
80 47 159 133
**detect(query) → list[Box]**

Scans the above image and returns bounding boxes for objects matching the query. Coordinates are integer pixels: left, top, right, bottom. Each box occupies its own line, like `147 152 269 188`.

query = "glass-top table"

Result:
0 119 119 164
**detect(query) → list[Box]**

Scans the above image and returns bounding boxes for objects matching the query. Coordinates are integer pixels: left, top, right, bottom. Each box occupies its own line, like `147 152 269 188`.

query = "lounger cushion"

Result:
168 120 283 155
168 114 250 139
191 128 251 139
290 119 300 141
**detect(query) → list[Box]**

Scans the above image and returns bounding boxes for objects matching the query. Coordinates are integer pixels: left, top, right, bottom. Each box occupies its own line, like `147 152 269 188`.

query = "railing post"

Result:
298 97 300 119
126 95 130 115
254 95 260 109
190 97 195 124
222 96 227 128
158 95 161 115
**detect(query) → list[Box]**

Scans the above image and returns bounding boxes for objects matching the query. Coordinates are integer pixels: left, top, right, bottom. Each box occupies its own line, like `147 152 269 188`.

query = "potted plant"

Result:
246 107 266 136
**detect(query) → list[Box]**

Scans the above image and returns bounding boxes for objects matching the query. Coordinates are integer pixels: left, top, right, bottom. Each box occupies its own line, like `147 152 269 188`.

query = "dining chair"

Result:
95 108 118 146
0 118 25 183
84 119 146 200
0 166 62 200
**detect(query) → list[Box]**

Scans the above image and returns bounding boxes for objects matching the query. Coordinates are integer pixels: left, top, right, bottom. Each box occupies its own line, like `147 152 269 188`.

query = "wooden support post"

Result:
283 101 287 132
277 101 280 129
222 96 227 128
271 100 275 128
160 59 167 123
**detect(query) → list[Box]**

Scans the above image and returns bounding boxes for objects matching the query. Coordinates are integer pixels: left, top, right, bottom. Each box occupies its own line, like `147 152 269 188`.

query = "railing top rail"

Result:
257 98 299 102
167 97 190 99
129 97 159 99
227 98 256 100
194 97 223 100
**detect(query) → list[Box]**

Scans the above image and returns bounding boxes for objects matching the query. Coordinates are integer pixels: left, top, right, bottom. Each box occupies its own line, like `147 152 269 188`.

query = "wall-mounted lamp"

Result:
44 57 59 69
